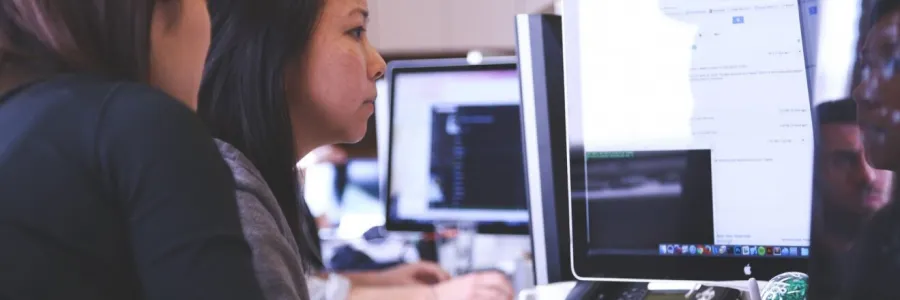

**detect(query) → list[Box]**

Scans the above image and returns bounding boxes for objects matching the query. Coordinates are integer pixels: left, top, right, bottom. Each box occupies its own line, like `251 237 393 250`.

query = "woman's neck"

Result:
291 118 322 162
294 138 318 164
172 93 197 111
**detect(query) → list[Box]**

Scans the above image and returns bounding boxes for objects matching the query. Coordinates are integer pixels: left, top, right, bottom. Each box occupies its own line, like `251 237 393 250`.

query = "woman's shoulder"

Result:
24 74 186 112
5 74 191 122
214 139 267 187
214 139 285 215
214 139 302 251
19 74 206 146
0 75 215 169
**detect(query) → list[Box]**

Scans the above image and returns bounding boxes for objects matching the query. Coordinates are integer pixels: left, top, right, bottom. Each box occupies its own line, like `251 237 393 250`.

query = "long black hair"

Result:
198 0 324 272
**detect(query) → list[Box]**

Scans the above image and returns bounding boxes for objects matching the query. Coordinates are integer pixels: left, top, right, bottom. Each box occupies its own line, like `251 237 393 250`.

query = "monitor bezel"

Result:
564 0 813 281
383 56 529 235
515 14 574 284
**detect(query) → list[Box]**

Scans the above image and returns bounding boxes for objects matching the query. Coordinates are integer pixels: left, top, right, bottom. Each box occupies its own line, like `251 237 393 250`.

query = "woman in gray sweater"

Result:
197 0 514 299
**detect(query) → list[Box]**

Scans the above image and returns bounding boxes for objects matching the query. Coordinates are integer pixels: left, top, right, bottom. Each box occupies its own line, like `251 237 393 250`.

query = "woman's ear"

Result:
151 0 183 31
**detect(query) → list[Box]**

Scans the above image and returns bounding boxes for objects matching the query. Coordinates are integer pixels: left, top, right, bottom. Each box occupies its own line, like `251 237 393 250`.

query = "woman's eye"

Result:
348 27 365 40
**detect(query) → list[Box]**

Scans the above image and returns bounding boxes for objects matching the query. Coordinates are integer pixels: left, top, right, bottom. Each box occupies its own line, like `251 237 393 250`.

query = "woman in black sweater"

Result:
843 0 900 298
0 1 266 299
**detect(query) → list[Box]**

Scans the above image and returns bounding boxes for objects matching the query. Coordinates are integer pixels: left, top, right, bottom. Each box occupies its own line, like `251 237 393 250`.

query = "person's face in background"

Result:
286 0 386 150
820 123 894 216
148 0 211 107
854 10 900 171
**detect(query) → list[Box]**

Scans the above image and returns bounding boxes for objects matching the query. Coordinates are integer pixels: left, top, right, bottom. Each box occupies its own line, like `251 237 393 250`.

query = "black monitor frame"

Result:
382 57 529 235
515 14 574 284
563 0 814 281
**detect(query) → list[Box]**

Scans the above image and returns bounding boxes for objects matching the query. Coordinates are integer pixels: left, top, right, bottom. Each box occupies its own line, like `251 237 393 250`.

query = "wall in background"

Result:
367 0 555 55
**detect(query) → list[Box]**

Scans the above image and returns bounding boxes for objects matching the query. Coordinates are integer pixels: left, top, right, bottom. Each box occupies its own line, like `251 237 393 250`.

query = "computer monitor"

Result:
564 0 815 281
799 0 818 89
384 57 529 234
375 79 389 196
515 14 573 284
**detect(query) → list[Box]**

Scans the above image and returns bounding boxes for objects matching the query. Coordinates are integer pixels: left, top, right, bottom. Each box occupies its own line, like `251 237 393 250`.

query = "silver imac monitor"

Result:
564 0 816 281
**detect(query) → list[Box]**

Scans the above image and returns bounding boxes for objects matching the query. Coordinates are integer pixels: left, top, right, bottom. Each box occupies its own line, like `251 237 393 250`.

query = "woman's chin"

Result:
341 126 369 144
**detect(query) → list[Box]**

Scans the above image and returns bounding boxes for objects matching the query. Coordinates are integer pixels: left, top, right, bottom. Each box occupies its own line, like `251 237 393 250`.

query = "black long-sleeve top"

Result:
0 74 266 300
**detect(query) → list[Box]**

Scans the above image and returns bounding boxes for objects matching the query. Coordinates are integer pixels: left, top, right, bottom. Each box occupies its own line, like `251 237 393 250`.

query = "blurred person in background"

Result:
816 99 893 251
844 0 900 298
811 98 894 296
0 0 268 299
198 0 514 299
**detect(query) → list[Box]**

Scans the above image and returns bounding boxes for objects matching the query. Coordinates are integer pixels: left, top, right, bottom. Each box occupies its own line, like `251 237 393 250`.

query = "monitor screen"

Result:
375 79 388 154
565 0 814 280
800 0 819 87
385 59 529 233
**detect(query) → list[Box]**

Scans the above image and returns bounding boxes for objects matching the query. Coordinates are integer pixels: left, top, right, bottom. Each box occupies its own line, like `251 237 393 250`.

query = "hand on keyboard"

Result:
433 271 514 300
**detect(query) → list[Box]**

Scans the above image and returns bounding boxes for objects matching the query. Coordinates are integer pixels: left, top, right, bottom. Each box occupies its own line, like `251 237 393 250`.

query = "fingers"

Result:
411 272 439 285
474 287 513 300
414 261 451 282
475 272 514 299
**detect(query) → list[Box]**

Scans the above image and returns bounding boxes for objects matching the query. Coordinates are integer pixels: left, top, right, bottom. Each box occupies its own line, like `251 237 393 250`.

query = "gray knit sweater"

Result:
215 140 312 300
215 140 351 300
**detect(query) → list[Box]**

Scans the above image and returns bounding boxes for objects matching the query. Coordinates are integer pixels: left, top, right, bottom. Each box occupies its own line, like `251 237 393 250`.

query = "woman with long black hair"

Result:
199 0 515 299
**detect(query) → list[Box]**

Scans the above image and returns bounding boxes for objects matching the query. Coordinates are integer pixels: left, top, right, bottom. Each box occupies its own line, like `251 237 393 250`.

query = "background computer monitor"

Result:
376 79 389 199
305 158 384 236
384 57 529 234
336 159 380 212
515 14 573 285
563 0 814 281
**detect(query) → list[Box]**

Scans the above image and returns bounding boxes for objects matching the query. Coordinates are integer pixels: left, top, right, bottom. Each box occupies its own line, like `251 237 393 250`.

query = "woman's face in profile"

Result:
288 0 386 146
148 0 212 107
854 10 900 171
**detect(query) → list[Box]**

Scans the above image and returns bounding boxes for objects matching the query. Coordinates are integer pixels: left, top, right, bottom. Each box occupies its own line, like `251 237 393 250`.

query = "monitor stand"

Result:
565 281 649 300
415 236 439 262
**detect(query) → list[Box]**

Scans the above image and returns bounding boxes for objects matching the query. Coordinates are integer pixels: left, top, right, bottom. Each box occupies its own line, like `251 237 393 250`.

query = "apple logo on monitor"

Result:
743 264 752 276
